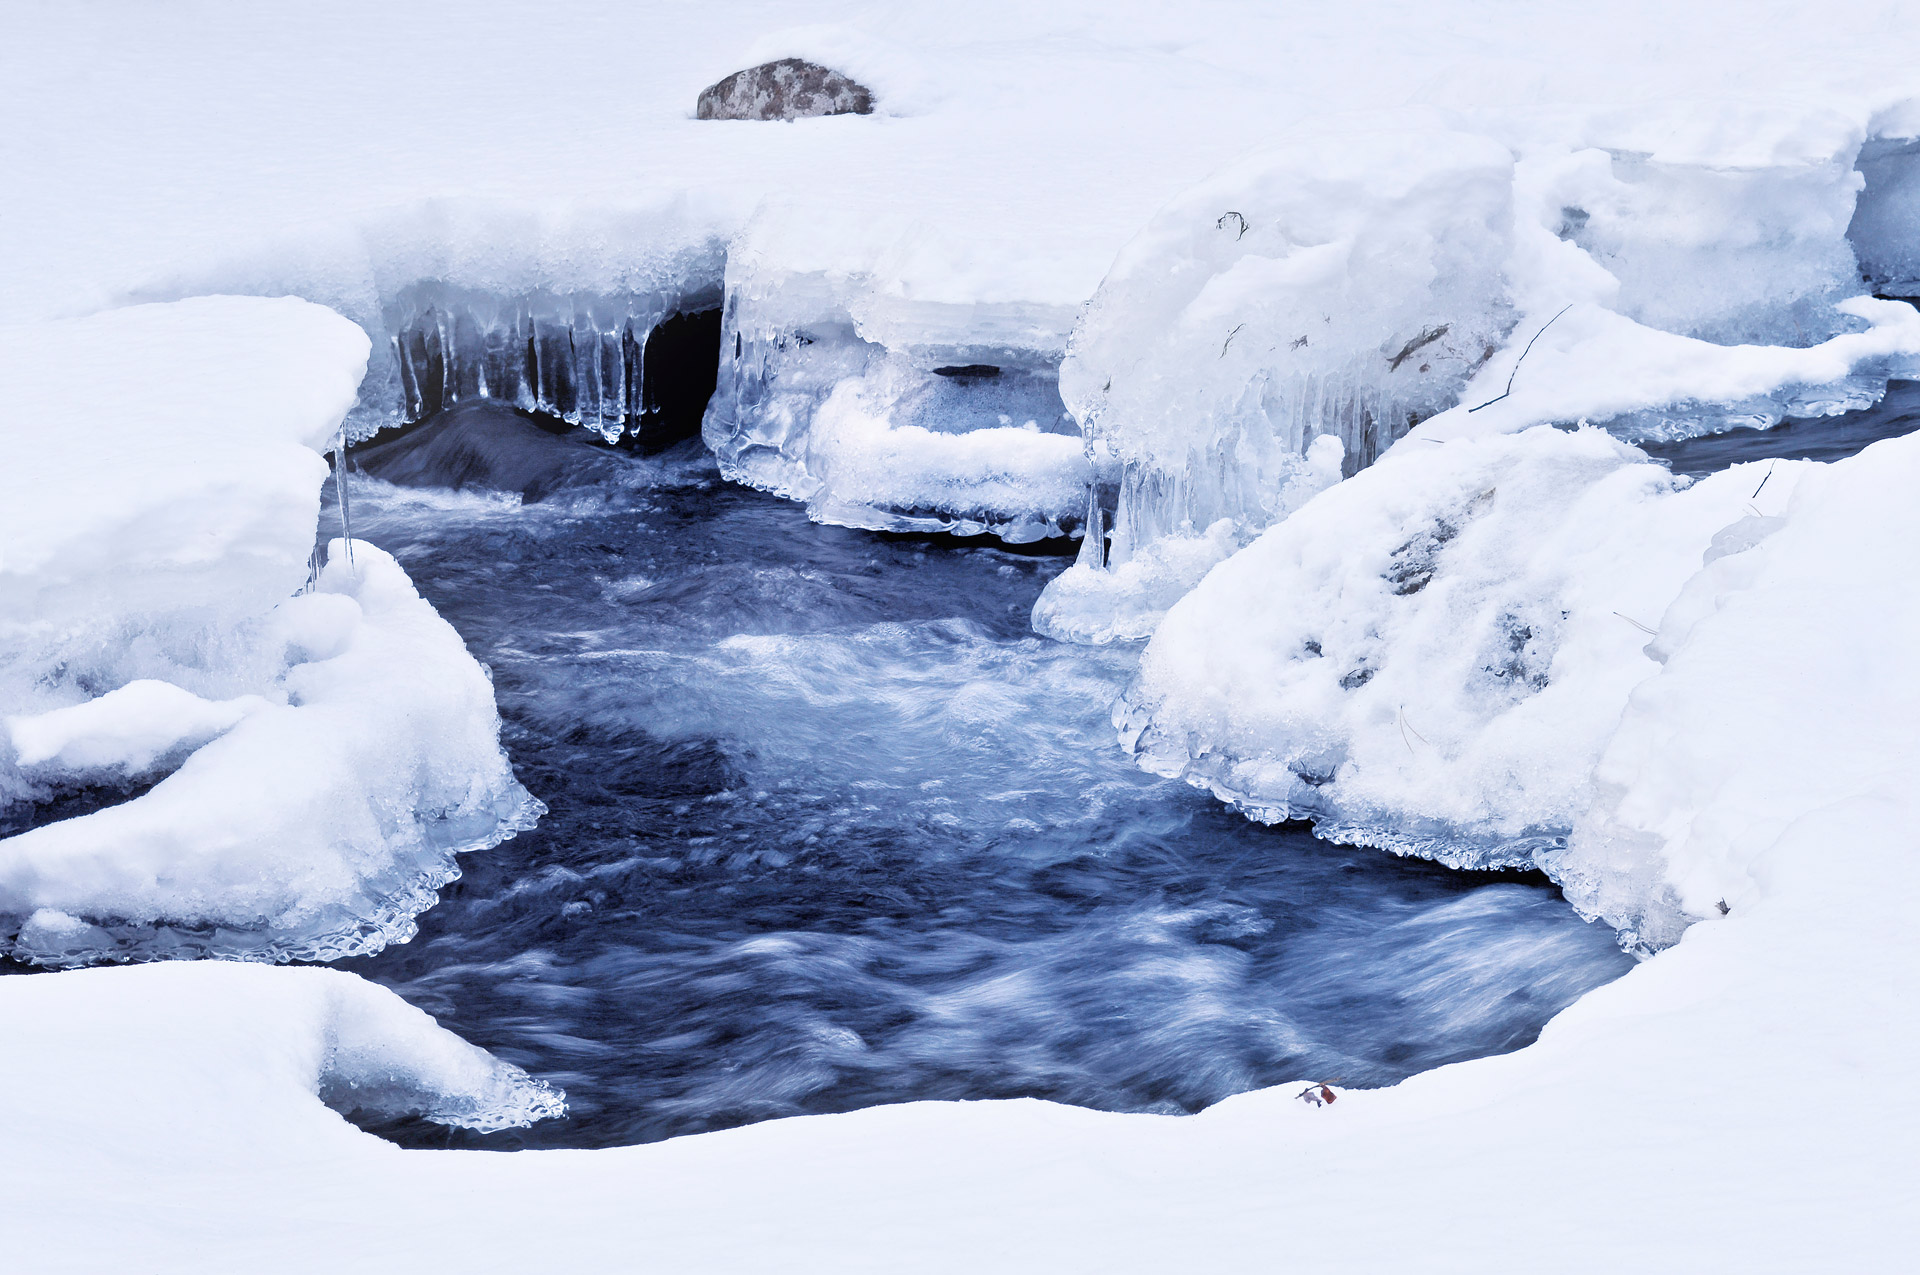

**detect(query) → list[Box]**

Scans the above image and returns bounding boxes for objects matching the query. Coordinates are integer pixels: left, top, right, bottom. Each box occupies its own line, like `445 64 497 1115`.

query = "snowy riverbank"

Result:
5 1 1920 1268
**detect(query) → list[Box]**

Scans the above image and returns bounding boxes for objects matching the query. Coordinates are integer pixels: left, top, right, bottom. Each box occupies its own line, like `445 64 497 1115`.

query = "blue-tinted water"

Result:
332 406 1630 1149
1639 380 1920 477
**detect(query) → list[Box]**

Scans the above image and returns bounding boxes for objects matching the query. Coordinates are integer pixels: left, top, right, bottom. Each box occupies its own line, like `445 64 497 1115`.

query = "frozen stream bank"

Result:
333 404 1628 1149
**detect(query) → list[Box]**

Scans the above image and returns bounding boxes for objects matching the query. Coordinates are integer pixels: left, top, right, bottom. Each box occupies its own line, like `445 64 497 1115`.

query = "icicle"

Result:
1075 480 1106 569
334 423 355 574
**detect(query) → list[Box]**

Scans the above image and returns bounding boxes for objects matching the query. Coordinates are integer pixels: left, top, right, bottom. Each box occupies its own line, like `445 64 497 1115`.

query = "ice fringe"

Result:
702 227 1097 542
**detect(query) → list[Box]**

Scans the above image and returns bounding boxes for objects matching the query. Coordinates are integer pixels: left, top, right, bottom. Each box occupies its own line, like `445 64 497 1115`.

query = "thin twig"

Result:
1468 304 1574 413
1614 611 1657 636
1752 460 1777 500
1221 323 1246 357
1217 211 1249 240
1402 711 1430 745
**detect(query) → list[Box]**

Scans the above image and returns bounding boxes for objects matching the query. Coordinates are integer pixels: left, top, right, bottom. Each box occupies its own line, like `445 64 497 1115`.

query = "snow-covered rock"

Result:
697 58 875 121
1552 428 1920 948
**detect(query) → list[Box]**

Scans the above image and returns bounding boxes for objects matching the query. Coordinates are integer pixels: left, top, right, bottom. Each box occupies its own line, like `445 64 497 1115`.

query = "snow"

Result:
1117 426 1816 882
1553 429 1920 947
7 680 270 777
5 0 1920 1267
1040 108 1920 631
0 962 562 1159
0 300 535 965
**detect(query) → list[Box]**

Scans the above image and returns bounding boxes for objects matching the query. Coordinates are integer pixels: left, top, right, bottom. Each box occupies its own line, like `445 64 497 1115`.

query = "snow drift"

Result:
0 961 562 1146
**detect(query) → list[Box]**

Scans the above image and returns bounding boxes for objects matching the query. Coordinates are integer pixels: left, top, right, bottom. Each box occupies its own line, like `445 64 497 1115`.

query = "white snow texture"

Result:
4 0 1920 1270
0 299 538 965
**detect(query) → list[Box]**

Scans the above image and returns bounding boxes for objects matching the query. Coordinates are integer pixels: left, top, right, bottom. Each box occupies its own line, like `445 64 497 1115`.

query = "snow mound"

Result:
1050 128 1516 620
7 681 270 778
1117 426 1812 876
1552 428 1920 948
1 544 540 965
0 298 536 965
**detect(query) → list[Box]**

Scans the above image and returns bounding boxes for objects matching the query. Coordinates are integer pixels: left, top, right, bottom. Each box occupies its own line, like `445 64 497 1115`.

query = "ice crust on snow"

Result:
0 299 537 966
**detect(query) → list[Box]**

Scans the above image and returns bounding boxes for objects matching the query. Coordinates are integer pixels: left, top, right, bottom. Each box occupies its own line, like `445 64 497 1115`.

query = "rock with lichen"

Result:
695 58 873 121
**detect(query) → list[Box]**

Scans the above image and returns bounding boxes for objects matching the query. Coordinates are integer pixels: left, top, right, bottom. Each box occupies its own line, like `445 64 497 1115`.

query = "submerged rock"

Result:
353 402 628 502
695 59 873 121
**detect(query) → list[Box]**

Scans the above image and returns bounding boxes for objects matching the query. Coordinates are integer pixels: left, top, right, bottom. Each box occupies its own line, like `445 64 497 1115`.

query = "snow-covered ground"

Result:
4 0 1920 1268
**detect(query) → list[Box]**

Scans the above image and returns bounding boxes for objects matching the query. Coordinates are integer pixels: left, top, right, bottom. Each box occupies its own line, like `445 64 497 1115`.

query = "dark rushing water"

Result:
1639 379 1920 476
331 407 1630 1150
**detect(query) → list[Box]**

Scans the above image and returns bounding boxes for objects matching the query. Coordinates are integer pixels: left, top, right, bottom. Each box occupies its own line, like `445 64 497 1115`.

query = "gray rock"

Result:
696 58 873 121
354 402 628 503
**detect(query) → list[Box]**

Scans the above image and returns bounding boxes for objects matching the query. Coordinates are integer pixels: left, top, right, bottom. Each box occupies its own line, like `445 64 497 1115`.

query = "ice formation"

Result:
0 299 536 965
1036 108 1920 640
377 277 726 446
703 225 1096 539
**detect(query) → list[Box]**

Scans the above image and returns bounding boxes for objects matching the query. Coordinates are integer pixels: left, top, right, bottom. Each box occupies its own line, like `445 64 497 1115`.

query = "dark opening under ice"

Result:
330 404 1633 1150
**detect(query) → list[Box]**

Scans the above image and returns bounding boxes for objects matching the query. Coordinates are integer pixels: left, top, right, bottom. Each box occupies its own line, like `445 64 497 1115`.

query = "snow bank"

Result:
0 298 536 965
1116 426 1808 873
1038 103 1920 638
5 715 1916 1272
1121 407 1920 953
1553 428 1920 948
0 298 359 642
1 545 538 965
0 962 560 1160
703 226 1092 538
11 5 1920 547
